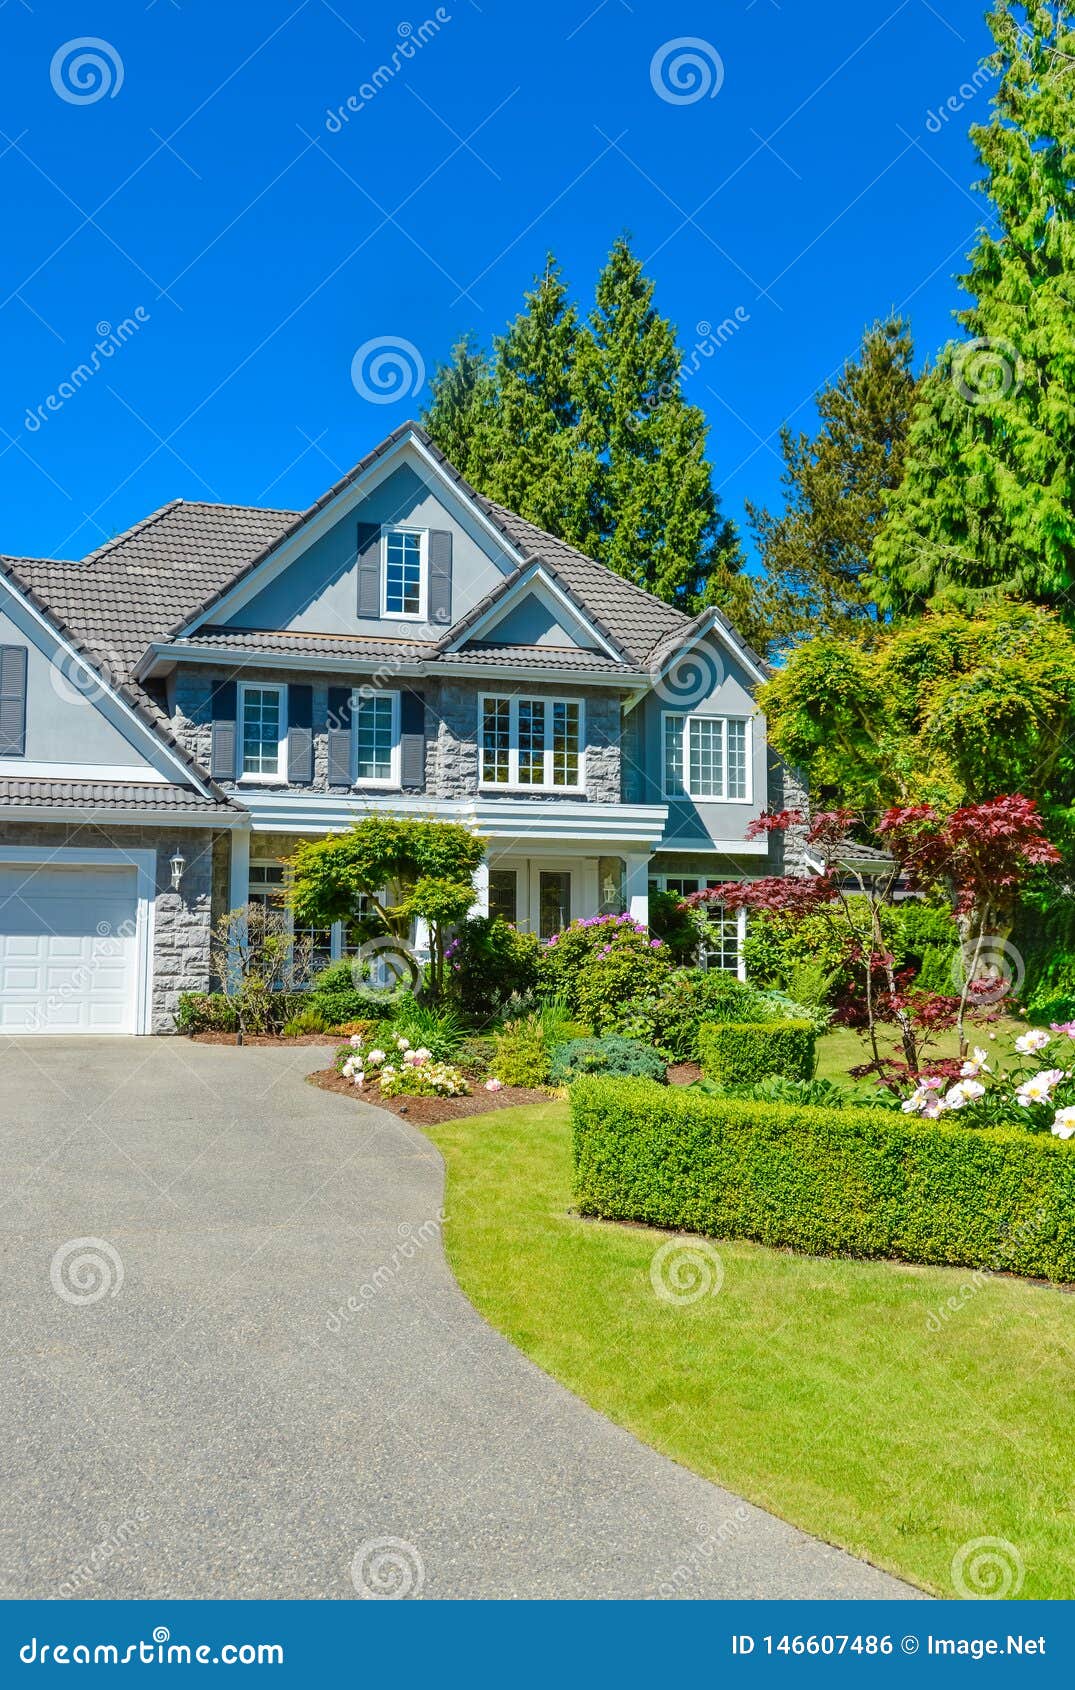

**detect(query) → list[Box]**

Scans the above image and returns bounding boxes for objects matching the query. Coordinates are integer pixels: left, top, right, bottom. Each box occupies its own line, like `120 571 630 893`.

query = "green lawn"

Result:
814 1017 1025 1082
428 1098 1075 1600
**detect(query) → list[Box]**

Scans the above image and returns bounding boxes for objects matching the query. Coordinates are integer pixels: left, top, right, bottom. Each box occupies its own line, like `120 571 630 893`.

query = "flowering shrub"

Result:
337 1032 469 1099
900 1024 1075 1135
538 915 673 1021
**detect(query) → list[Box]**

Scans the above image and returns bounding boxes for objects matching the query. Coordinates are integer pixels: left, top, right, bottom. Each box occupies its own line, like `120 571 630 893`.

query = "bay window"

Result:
480 694 583 791
663 713 749 802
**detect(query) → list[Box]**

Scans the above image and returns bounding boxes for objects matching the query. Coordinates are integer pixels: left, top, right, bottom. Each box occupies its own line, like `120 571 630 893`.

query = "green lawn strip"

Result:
813 1019 1025 1083
427 1100 1075 1600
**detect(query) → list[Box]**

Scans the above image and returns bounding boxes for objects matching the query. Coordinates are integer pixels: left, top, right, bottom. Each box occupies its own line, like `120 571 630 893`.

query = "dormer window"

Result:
382 529 426 620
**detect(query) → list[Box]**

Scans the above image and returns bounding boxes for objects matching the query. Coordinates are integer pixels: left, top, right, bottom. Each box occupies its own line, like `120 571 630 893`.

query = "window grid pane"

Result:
726 718 747 800
355 695 394 782
481 698 511 784
664 715 685 796
518 700 546 785
551 701 579 787
688 717 724 798
384 530 422 615
488 869 517 924
242 687 281 775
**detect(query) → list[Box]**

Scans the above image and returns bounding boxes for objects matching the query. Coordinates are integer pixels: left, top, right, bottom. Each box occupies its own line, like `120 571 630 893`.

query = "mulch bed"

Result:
307 1065 555 1124
668 1061 702 1086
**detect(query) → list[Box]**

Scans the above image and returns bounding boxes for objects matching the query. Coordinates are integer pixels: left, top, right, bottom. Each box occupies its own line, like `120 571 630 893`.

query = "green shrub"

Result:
308 958 389 1028
626 969 770 1060
445 917 540 1021
386 999 465 1060
648 890 706 963
281 1007 328 1037
785 961 838 1008
539 916 675 1018
1026 991 1075 1028
754 990 832 1038
549 1035 667 1084
698 1020 816 1084
695 1074 857 1109
570 1078 1075 1281
175 992 239 1034
492 1015 551 1086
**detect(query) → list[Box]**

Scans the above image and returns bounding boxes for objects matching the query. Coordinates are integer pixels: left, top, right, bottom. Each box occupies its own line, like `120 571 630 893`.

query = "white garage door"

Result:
0 863 139 1035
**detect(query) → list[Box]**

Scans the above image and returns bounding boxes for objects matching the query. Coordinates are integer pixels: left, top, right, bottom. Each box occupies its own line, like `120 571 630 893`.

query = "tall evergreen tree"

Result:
422 332 494 484
746 318 917 646
574 236 742 607
874 2 1075 611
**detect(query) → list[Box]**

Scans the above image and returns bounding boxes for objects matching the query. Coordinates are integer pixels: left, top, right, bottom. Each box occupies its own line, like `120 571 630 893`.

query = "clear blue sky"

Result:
0 0 994 567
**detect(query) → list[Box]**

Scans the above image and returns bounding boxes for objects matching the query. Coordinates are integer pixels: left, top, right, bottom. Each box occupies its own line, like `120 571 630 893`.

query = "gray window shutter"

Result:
399 690 425 791
356 522 381 618
327 686 353 786
428 529 453 628
0 645 27 756
287 684 313 784
210 679 238 780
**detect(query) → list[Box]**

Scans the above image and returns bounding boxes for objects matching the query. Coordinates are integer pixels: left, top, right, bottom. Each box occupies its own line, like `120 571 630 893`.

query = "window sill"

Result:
352 780 402 791
238 773 288 785
478 783 586 797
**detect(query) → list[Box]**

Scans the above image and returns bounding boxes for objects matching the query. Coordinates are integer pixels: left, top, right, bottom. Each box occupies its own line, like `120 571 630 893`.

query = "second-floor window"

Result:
480 694 583 791
382 529 425 619
354 691 399 785
663 713 749 802
240 683 286 779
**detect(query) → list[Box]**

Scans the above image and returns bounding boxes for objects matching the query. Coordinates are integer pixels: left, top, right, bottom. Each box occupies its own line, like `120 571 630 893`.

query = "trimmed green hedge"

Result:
698 1019 816 1084
571 1078 1075 1281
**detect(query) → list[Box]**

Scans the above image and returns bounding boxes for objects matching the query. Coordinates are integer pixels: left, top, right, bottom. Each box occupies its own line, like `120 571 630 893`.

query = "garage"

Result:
0 860 141 1035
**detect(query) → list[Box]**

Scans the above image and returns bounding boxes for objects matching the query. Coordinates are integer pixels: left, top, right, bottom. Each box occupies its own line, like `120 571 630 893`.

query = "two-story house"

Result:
0 421 807 1035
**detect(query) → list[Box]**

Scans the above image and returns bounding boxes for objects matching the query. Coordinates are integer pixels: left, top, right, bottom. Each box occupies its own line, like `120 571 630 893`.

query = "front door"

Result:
538 870 571 940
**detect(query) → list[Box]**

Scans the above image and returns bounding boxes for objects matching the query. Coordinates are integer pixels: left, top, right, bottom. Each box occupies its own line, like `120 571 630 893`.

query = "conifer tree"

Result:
422 332 494 484
874 1 1075 611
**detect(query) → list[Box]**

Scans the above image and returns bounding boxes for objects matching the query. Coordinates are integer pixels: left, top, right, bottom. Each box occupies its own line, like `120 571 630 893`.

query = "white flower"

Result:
943 1084 971 1110
1016 1028 1051 1055
960 1078 986 1100
1052 1106 1075 1139
414 1046 433 1063
349 1034 364 1049
351 1071 365 1087
960 1047 993 1078
485 1077 504 1093
396 1036 410 1050
367 1048 386 1066
1016 1074 1056 1106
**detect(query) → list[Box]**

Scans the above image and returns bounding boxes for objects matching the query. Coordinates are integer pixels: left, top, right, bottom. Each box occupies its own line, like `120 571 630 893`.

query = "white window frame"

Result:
661 712 752 803
351 688 401 789
478 693 585 793
381 527 428 622
238 681 288 783
649 872 747 981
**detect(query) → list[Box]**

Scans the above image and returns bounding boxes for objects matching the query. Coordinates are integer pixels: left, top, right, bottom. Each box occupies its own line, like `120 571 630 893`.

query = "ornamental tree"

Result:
286 818 485 1001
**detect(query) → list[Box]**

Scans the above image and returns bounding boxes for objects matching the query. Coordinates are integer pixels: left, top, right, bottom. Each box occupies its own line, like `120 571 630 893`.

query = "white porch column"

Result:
229 825 251 913
470 858 490 918
625 854 650 926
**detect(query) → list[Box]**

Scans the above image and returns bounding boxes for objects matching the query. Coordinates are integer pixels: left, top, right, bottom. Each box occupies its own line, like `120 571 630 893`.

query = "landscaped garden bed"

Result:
306 1065 552 1124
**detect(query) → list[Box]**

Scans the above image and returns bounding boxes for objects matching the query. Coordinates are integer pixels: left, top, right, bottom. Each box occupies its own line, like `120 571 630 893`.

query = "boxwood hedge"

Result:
571 1078 1075 1281
698 1019 816 1084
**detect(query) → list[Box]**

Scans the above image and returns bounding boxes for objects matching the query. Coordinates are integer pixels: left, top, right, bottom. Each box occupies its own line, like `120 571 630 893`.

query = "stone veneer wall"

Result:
170 667 625 805
0 821 217 1033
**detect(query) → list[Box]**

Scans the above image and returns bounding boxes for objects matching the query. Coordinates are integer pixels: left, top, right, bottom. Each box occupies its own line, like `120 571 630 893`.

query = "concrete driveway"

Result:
0 1038 920 1600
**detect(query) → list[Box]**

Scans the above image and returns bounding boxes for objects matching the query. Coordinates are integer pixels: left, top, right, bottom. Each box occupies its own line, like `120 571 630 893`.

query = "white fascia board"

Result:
0 574 217 799
177 431 527 638
239 789 668 846
443 563 623 663
653 610 769 690
656 836 770 855
2 761 169 783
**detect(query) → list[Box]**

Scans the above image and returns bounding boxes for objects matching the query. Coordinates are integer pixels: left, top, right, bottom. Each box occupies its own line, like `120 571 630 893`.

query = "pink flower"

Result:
485 1078 503 1092
1051 1021 1075 1039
